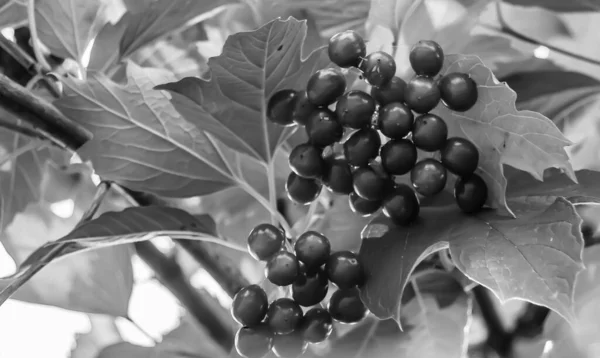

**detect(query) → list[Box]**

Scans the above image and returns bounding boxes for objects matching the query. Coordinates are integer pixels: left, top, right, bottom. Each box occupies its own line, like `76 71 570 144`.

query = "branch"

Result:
472 285 512 357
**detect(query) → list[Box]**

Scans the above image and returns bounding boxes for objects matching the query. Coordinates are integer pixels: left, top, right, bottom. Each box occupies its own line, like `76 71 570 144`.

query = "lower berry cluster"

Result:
232 223 367 358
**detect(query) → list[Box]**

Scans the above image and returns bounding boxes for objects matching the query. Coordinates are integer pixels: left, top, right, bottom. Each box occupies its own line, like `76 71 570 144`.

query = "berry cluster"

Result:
267 31 489 225
232 223 367 358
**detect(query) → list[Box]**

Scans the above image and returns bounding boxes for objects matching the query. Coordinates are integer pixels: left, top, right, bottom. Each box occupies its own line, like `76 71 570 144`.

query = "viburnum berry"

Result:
360 51 396 87
247 223 284 261
377 102 414 139
266 298 304 335
286 172 322 205
292 268 329 307
409 40 444 77
266 251 300 286
383 184 420 226
455 174 488 214
302 308 333 343
335 90 376 129
349 192 382 216
235 325 273 358
322 158 353 194
326 251 364 289
439 72 478 112
306 68 346 106
294 231 331 272
328 288 368 324
328 30 366 68
411 159 447 197
272 330 308 358
352 167 389 201
370 76 407 106
441 137 479 177
291 91 318 126
380 139 417 175
305 109 343 148
267 90 297 126
288 143 325 179
412 114 448 152
343 128 381 167
231 285 269 327
404 76 441 114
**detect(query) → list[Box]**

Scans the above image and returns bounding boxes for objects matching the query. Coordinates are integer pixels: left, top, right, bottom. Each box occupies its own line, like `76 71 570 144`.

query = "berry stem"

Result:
27 0 52 73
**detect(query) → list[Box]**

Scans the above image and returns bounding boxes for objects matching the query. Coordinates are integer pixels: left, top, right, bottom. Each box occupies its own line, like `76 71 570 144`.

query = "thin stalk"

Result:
27 0 52 71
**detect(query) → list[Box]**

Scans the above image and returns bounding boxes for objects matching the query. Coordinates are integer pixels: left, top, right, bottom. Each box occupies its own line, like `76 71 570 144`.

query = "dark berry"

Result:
412 114 448 152
455 174 487 214
441 137 479 177
302 308 333 343
328 30 366 68
409 40 444 77
286 172 322 205
380 139 417 175
349 192 381 216
360 51 396 87
377 102 413 139
305 108 343 148
335 90 376 129
439 72 478 112
267 90 297 126
266 251 300 286
231 285 269 327
247 223 284 261
326 251 364 289
266 298 304 335
292 268 329 307
411 159 447 196
404 76 441 114
343 128 381 167
289 143 325 179
383 184 420 226
323 159 353 194
306 68 346 106
352 167 389 201
294 231 331 272
328 288 368 324
272 331 308 358
291 91 318 126
370 76 406 106
235 325 273 358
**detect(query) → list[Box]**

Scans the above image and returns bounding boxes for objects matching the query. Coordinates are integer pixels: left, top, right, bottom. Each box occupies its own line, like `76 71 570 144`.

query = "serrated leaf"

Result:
55 61 236 197
507 169 600 204
158 17 333 162
0 0 27 28
502 0 600 12
431 55 576 216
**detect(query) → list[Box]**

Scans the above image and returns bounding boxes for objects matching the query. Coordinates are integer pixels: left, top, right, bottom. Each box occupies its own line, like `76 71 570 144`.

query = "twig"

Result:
472 285 512 357
124 316 159 344
78 181 111 225
0 118 49 141
27 0 52 71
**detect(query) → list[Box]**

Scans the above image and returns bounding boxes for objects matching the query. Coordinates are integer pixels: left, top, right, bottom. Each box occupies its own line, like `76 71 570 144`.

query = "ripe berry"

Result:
383 184 420 226
349 192 382 216
360 51 396 87
266 251 300 286
412 114 448 152
267 90 297 126
409 40 444 77
439 72 478 112
411 159 447 196
343 128 381 167
352 167 389 201
306 68 346 106
441 137 479 177
377 102 413 139
323 159 353 194
335 90 376 129
404 76 441 114
235 325 273 358
328 288 368 324
326 251 364 289
328 30 366 68
272 331 308 358
289 143 325 179
266 298 304 335
305 109 343 148
231 285 269 327
302 308 333 343
247 223 284 261
286 172 322 205
292 268 329 307
294 231 331 272
371 76 406 106
380 139 417 175
455 174 488 214
291 91 318 126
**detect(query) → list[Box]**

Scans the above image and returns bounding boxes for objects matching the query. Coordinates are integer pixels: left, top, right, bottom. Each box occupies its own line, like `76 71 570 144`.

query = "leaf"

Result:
70 315 122 358
0 0 27 28
430 55 576 216
366 0 414 37
500 5 573 39
305 0 370 37
506 169 600 204
158 17 333 162
502 0 600 12
461 35 526 71
55 61 236 197
314 194 370 252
